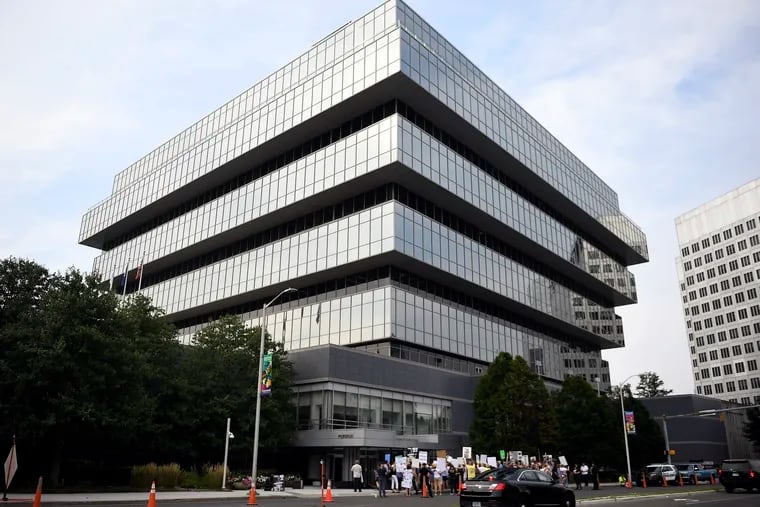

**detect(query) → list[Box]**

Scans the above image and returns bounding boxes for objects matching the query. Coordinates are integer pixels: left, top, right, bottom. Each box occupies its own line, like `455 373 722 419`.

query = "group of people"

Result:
351 458 483 497
350 457 601 496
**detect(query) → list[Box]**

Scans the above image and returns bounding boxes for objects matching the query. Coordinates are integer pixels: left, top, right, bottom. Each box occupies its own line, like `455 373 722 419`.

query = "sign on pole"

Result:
4 438 18 491
261 353 273 396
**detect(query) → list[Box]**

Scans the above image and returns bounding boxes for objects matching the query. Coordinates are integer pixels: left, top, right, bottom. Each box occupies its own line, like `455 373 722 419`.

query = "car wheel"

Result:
561 493 576 507
725 486 734 493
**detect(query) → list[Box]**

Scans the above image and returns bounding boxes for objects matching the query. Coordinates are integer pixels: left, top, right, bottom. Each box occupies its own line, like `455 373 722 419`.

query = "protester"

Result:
402 464 414 496
350 460 363 492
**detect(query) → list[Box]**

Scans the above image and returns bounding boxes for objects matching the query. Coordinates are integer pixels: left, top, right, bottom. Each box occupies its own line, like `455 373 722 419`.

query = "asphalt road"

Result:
4 485 756 507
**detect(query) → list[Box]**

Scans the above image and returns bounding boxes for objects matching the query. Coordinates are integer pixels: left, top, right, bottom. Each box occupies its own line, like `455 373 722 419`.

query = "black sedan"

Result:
460 468 575 507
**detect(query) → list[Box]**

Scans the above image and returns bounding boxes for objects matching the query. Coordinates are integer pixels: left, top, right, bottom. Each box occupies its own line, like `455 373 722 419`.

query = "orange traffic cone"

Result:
32 477 43 507
625 479 632 489
324 480 334 503
678 474 684 487
422 478 429 498
710 474 716 485
147 480 156 507
247 486 257 505
662 476 668 488
642 473 647 488
458 476 463 495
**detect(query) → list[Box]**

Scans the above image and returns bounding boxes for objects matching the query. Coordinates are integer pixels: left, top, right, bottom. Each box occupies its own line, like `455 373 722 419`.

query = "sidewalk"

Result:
2 486 371 504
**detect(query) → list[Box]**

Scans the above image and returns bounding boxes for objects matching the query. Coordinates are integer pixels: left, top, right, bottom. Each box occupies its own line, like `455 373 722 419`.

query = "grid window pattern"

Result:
678 201 760 402
81 4 403 241
395 4 646 257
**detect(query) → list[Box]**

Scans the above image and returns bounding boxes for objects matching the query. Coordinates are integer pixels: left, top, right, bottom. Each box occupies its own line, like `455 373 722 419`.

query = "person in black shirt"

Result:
418 462 433 497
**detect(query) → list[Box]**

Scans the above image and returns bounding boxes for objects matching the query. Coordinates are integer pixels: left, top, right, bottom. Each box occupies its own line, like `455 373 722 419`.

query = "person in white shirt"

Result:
350 460 363 492
580 463 589 489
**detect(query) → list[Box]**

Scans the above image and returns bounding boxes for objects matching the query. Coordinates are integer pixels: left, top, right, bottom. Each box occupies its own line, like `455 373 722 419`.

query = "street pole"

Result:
222 417 231 489
620 385 632 488
662 415 671 465
251 287 297 491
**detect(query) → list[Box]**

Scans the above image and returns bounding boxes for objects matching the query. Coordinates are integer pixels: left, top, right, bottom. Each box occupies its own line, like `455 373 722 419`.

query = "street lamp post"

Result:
251 287 297 491
662 415 671 465
618 374 640 488
222 418 234 489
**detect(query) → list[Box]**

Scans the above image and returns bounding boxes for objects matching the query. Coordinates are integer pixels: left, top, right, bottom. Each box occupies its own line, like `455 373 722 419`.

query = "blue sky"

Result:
1 0 759 394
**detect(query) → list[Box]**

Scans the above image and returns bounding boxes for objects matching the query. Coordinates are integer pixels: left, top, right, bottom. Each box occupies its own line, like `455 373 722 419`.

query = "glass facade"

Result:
80 0 647 444
295 381 451 434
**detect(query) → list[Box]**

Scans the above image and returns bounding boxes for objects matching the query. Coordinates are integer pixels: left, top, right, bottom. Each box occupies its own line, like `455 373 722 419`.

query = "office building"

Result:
675 178 760 404
80 0 647 482
641 394 759 462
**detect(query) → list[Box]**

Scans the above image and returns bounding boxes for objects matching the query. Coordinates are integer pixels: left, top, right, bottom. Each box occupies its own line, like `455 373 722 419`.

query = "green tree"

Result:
743 407 760 452
0 257 51 325
179 315 296 467
553 376 619 466
634 372 672 398
0 261 181 484
470 353 557 455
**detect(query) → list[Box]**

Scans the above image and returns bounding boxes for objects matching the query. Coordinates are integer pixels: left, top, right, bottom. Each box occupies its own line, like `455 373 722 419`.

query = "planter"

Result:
231 481 250 490
284 479 303 489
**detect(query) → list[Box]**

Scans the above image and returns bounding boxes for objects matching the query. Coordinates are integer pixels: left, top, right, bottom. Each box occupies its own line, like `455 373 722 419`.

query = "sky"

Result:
1 0 759 395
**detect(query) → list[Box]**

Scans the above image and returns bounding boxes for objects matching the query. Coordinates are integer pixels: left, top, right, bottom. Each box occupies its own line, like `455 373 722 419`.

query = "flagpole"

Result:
121 260 130 297
137 252 145 292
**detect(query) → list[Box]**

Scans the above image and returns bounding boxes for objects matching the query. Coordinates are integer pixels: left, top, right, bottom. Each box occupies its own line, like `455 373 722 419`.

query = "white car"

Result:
645 464 678 485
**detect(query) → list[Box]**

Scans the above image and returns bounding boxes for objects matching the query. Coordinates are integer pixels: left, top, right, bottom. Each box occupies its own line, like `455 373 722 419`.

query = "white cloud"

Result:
1 0 758 395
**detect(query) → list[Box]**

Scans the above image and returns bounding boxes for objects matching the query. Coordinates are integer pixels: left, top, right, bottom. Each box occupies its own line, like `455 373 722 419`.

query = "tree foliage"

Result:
634 372 672 398
470 353 666 472
553 376 619 465
470 353 557 455
744 407 760 452
0 258 296 486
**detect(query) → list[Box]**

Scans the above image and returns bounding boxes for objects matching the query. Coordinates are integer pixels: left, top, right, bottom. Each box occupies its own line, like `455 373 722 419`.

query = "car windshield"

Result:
675 465 692 471
646 466 661 472
473 469 520 481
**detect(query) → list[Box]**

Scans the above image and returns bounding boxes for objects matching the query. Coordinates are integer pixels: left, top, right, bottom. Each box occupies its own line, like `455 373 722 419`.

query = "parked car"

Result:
460 468 575 507
644 464 679 486
718 458 760 493
674 463 717 484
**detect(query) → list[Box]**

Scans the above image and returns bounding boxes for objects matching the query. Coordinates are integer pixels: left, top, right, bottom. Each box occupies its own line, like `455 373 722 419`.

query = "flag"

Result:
121 264 129 296
260 353 273 397
4 437 17 490
624 411 636 435
315 303 321 324
135 257 145 291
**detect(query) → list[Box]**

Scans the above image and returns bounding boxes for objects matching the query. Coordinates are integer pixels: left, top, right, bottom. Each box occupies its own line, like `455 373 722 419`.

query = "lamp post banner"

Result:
261 353 273 397
624 411 636 435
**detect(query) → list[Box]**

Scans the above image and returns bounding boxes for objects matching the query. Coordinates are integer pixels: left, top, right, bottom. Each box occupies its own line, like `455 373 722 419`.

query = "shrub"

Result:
179 470 201 489
130 463 182 490
199 463 227 489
